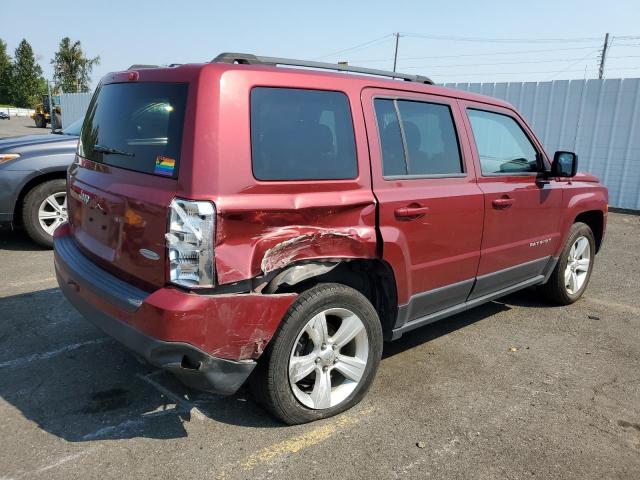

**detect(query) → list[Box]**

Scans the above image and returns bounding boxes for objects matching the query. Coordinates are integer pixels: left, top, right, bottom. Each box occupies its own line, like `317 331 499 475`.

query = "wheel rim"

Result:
38 192 68 236
565 235 591 294
288 308 369 410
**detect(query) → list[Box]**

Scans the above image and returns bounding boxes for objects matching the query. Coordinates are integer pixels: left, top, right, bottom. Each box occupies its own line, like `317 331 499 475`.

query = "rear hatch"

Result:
68 81 189 290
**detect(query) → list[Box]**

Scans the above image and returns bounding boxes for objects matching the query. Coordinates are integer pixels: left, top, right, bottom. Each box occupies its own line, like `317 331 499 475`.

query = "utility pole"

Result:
598 33 610 80
47 81 56 133
392 32 400 72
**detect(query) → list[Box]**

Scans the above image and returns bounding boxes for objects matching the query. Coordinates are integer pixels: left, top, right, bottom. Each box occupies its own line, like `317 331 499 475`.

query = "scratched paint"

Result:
260 230 368 274
214 200 378 284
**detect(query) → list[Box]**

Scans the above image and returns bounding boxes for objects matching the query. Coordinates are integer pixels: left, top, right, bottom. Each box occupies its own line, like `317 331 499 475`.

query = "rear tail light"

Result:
166 198 215 288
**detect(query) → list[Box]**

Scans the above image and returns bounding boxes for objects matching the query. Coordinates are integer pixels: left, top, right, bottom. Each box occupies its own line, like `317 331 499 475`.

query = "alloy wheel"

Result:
38 192 67 236
288 308 369 410
565 235 591 294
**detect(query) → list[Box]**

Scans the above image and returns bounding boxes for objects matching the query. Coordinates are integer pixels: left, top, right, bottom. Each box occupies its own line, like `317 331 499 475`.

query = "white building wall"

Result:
60 92 92 129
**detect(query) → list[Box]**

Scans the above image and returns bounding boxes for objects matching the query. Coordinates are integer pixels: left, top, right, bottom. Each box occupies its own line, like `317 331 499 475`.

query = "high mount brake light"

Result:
167 198 215 288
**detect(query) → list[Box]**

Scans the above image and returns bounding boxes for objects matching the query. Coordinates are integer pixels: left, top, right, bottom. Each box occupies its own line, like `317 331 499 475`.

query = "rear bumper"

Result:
54 224 296 395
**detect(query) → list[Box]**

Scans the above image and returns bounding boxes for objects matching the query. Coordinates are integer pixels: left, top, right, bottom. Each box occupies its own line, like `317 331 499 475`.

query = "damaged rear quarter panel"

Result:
214 190 378 284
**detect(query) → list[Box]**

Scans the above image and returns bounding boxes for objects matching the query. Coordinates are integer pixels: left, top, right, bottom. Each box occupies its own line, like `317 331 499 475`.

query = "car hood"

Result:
0 134 79 153
573 172 601 183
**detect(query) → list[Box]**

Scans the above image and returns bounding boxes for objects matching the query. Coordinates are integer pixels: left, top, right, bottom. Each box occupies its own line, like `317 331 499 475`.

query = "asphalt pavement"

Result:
0 116 50 138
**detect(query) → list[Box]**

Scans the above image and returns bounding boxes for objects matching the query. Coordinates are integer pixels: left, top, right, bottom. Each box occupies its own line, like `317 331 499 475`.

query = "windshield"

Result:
78 82 188 178
62 118 83 136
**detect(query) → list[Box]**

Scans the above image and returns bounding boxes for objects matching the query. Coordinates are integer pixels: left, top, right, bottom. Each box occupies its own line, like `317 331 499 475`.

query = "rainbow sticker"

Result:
154 155 176 176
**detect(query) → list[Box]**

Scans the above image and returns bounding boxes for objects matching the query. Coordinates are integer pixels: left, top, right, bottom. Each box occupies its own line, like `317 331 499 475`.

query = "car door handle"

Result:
395 205 430 219
492 197 515 209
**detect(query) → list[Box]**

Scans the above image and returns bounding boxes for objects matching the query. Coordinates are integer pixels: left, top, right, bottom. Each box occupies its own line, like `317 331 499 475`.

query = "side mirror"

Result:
551 151 578 177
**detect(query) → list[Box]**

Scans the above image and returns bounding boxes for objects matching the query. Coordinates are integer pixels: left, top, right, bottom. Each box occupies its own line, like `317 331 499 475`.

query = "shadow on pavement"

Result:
382 300 511 359
0 228 49 252
0 288 283 443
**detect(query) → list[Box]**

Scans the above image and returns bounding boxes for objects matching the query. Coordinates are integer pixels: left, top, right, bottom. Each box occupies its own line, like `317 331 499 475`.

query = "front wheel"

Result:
540 222 595 305
34 115 46 128
251 283 383 425
22 179 68 248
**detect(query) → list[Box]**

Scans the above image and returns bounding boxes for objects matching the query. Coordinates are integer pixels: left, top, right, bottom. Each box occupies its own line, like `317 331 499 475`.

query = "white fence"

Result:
445 79 640 210
60 92 92 128
0 107 34 117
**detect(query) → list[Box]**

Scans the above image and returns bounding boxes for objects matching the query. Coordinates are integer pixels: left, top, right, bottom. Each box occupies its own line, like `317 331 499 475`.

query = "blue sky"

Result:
1 0 639 87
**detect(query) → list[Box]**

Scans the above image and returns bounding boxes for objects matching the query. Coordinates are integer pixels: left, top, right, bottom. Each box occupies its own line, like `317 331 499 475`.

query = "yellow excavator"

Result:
31 95 61 128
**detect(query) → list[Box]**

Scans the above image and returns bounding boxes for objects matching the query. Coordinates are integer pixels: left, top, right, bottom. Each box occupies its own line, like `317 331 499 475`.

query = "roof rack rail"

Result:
211 52 433 85
127 64 160 70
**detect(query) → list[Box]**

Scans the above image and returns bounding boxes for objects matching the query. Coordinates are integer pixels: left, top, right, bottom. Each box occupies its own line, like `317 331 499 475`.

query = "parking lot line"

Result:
136 372 206 421
80 409 178 441
0 338 109 369
215 405 375 478
1 276 57 293
21 447 100 478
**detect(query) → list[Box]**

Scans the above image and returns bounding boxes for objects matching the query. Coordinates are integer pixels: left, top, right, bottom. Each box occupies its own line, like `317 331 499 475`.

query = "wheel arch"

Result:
574 210 604 253
14 171 67 227
264 259 399 340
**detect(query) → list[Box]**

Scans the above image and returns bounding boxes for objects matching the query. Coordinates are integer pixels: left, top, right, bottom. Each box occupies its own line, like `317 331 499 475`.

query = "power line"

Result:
608 42 640 47
432 65 640 80
400 55 606 69
434 68 599 77
313 34 394 60
349 45 603 63
547 48 603 80
611 35 640 40
399 32 602 44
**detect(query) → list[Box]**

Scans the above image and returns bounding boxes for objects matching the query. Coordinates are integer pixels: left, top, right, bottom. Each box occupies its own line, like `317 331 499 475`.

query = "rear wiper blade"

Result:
93 144 135 157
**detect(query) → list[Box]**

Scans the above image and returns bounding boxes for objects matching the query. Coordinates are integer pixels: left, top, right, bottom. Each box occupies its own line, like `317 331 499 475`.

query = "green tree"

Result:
51 37 99 93
0 39 12 104
10 39 45 108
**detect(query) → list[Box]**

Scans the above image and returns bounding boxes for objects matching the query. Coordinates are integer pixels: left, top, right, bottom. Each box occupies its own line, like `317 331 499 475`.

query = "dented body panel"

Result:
215 196 377 284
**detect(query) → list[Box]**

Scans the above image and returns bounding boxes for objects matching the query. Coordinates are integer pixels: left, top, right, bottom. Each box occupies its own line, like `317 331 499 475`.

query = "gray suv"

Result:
0 119 81 247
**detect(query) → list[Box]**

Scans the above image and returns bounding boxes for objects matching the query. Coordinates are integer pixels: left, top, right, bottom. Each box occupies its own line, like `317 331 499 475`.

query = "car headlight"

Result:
0 153 20 164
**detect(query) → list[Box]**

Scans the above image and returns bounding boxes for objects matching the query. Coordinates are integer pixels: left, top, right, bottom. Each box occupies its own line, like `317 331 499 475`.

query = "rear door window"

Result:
374 98 463 177
251 87 357 180
79 82 188 178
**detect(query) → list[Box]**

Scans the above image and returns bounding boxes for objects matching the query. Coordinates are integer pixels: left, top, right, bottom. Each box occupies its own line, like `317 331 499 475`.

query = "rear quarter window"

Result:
250 87 358 181
79 82 188 178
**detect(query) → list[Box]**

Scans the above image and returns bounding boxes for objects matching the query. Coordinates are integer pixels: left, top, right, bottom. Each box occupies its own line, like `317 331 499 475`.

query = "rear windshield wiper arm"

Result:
93 144 135 157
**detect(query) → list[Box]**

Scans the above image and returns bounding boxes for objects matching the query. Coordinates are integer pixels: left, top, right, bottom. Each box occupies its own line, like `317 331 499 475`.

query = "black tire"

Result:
540 222 595 305
251 283 383 425
35 115 46 128
22 179 67 248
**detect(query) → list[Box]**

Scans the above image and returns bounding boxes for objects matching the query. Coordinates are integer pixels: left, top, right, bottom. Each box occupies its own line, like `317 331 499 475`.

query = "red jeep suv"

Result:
54 53 608 424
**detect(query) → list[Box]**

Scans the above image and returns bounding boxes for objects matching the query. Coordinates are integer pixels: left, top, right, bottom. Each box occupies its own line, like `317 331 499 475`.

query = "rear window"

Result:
250 87 357 180
79 82 188 178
